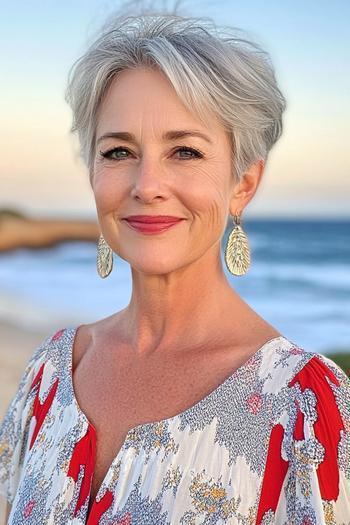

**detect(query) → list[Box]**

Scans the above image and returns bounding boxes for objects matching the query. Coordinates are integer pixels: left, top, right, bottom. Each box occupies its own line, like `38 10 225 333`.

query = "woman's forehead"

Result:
99 69 196 121
96 69 223 143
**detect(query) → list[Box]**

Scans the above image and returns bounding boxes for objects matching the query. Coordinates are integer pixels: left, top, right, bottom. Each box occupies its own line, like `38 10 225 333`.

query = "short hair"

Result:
64 4 287 186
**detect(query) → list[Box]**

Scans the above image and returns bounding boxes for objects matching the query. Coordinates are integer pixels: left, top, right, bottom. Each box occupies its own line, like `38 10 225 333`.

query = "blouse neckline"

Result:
65 325 287 440
61 326 290 515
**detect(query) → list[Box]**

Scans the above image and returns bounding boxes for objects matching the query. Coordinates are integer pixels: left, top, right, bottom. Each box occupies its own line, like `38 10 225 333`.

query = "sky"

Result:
0 0 349 219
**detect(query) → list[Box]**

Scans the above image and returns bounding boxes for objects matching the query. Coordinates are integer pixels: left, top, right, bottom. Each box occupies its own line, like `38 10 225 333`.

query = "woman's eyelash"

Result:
99 146 203 160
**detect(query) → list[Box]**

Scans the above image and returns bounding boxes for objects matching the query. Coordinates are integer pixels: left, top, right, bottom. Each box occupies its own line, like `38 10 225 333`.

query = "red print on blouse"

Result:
113 512 132 525
255 355 344 523
67 422 114 523
29 362 59 450
86 489 114 525
51 328 65 341
288 356 343 502
68 423 96 517
28 328 65 450
255 423 289 524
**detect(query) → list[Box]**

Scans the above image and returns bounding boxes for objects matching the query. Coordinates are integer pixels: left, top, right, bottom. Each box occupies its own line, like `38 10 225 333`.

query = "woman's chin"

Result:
128 258 183 275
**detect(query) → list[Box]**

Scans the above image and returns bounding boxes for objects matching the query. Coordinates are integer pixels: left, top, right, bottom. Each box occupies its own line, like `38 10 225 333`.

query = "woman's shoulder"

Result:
259 349 350 524
274 339 350 415
0 327 66 504
288 349 350 434
270 343 350 470
288 348 350 393
0 325 80 436
266 335 349 389
4 329 62 403
262 337 350 429
0 327 71 420
261 347 350 522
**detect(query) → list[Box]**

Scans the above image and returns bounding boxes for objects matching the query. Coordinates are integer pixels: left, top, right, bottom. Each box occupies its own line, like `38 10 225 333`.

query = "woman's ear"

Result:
229 159 265 214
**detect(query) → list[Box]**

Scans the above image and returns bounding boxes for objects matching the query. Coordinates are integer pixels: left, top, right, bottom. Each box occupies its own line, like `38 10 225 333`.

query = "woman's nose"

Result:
130 159 167 201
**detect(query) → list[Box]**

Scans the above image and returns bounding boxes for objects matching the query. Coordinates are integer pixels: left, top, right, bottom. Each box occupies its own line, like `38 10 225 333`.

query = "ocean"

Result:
0 218 349 354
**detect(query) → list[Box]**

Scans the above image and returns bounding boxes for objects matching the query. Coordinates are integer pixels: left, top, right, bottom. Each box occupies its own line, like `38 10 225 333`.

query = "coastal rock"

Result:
0 209 99 252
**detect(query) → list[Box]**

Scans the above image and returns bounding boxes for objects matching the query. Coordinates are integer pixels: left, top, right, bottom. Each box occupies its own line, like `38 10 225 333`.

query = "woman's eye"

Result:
99 147 131 160
99 146 203 161
175 146 203 159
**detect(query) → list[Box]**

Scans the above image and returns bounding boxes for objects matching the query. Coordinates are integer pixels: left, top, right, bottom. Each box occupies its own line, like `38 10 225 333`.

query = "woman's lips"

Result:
123 219 184 234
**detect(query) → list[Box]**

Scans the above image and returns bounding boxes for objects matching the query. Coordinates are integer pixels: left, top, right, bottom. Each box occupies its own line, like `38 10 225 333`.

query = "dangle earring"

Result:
96 234 113 278
224 213 251 276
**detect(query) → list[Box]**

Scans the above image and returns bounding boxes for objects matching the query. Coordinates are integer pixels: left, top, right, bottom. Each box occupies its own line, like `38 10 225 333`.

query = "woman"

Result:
1 8 349 525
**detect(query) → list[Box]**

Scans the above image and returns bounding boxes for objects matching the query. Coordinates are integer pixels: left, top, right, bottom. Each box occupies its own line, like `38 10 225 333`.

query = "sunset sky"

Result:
1 0 349 218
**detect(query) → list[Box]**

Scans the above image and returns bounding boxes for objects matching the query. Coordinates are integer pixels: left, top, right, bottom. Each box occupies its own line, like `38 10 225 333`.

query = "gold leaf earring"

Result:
96 234 113 278
224 213 251 276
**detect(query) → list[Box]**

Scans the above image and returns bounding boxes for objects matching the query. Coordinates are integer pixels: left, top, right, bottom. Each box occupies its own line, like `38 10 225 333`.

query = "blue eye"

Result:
99 146 203 161
99 147 130 160
175 146 203 159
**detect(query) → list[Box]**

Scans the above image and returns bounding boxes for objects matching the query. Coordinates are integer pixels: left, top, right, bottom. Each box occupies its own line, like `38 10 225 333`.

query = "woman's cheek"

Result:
93 169 119 202
92 187 113 220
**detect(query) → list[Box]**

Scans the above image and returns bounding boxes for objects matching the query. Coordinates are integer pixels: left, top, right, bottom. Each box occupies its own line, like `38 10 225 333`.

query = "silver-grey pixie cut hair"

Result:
64 3 287 186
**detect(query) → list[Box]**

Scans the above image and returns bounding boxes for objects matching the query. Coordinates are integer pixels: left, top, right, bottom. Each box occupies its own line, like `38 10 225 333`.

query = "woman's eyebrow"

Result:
96 130 212 145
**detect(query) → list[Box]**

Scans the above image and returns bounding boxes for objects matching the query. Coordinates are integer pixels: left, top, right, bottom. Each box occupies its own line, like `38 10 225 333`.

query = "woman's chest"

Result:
12 357 280 523
65 334 277 521
72 337 258 432
73 345 251 507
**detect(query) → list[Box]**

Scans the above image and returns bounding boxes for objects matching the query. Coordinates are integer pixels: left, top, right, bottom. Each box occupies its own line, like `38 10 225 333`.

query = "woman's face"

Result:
93 66 235 275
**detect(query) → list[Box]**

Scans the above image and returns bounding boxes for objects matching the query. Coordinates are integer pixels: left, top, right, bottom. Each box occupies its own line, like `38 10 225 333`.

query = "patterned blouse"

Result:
0 326 349 524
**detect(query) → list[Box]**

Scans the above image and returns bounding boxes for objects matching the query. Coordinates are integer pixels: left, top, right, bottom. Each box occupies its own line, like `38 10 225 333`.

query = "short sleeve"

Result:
275 353 350 523
0 331 55 505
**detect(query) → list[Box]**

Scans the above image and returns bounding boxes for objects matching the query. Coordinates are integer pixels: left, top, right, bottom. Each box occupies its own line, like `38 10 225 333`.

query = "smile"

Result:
123 219 184 234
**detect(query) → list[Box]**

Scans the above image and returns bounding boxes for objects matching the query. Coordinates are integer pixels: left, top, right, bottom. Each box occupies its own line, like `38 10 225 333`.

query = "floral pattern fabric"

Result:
0 326 349 524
